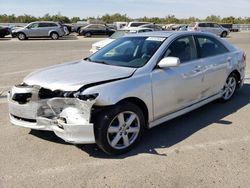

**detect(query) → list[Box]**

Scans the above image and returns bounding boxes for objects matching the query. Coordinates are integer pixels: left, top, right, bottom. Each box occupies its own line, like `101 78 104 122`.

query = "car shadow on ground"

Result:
0 37 11 41
14 34 79 41
29 84 250 158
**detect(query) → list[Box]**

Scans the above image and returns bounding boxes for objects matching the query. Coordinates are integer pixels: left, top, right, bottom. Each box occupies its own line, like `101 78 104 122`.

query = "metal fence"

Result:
233 24 250 30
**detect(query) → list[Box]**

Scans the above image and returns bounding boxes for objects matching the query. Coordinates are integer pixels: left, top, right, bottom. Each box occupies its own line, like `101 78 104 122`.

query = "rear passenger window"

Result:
39 23 57 27
48 23 57 27
163 36 197 63
198 23 207 27
196 36 229 58
39 23 49 27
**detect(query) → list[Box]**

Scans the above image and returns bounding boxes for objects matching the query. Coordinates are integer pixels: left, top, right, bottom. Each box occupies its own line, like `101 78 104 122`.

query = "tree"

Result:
205 15 221 23
71 17 81 23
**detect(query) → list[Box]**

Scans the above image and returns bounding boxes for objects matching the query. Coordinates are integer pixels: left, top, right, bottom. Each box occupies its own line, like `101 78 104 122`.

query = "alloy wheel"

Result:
222 76 237 100
107 111 140 150
18 33 25 40
51 33 58 40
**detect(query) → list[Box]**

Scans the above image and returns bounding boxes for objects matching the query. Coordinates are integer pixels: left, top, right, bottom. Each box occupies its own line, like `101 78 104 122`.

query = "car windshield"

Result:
110 30 129 39
87 36 166 68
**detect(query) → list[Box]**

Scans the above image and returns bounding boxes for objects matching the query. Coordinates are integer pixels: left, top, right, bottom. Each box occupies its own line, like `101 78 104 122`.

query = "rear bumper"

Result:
8 86 96 144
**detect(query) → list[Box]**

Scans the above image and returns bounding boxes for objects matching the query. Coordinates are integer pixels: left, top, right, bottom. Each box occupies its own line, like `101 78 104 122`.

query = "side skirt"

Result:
148 93 222 128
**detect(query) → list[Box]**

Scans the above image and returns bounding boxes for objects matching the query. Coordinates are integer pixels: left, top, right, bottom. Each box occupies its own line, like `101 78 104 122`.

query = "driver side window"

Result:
163 36 197 63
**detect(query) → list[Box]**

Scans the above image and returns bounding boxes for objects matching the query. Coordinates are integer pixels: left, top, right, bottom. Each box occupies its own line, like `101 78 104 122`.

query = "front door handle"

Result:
193 65 203 72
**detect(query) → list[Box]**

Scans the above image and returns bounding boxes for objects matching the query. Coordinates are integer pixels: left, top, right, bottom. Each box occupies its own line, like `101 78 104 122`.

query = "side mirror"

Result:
158 57 180 68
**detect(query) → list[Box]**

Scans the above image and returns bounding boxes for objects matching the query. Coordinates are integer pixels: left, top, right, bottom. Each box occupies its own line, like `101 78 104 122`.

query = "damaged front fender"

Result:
46 98 96 144
8 86 96 144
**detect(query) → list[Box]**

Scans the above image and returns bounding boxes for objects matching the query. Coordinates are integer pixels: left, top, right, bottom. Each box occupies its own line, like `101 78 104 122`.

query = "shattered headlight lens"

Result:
77 93 99 101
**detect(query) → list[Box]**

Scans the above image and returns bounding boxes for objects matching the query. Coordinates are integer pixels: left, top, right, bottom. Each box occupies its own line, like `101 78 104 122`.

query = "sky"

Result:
0 0 250 19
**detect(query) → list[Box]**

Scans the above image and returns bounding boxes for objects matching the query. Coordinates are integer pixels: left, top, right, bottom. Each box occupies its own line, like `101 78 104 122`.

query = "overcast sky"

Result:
0 0 250 18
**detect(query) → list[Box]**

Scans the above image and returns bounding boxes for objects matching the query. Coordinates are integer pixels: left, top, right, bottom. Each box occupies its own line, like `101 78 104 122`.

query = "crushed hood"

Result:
24 60 136 91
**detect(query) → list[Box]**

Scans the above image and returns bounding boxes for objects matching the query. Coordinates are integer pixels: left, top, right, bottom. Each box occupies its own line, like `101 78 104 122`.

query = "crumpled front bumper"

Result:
8 85 96 144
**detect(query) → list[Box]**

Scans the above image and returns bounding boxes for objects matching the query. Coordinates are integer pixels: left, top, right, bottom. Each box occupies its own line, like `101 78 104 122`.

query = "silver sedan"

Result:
8 31 246 154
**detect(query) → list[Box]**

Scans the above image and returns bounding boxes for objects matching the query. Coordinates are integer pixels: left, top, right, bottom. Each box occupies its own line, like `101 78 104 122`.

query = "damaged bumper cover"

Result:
8 85 96 144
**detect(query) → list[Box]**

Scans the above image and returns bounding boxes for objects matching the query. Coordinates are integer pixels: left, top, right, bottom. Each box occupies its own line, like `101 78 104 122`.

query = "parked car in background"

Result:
8 31 246 154
139 23 163 31
12 21 65 40
72 22 89 33
171 24 188 31
188 22 229 37
127 21 150 27
0 26 10 38
79 24 115 37
62 24 73 34
90 27 153 53
220 23 239 32
113 22 128 30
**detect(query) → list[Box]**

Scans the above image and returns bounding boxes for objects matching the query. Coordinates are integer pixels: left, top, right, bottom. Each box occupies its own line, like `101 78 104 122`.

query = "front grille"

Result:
12 93 32 104
38 88 64 99
38 88 73 99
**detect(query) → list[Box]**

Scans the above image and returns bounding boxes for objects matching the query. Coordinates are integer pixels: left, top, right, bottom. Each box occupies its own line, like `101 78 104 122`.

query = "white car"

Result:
90 27 153 54
188 22 230 38
8 31 246 154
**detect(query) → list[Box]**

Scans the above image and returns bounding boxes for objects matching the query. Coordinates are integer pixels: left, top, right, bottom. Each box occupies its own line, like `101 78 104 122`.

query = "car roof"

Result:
30 21 58 24
123 31 218 38
121 27 153 31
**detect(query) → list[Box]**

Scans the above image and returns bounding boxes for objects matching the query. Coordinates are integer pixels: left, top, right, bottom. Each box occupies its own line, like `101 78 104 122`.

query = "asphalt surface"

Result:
0 32 250 188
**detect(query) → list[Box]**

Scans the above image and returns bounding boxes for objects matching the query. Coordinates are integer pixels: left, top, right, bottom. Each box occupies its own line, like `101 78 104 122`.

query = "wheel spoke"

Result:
118 113 125 126
127 127 140 133
108 126 120 133
229 78 234 86
111 134 122 147
122 134 129 146
228 87 232 93
126 114 136 127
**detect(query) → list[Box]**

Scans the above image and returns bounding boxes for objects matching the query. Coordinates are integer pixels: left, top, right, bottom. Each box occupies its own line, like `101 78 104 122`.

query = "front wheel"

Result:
220 73 237 102
94 102 145 155
17 33 26 40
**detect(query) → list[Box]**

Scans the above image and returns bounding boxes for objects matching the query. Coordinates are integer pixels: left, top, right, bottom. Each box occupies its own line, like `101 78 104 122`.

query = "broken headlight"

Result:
76 93 99 101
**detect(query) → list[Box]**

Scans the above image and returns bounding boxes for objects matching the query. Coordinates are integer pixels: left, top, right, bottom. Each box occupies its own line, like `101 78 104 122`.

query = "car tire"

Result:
17 32 27 40
220 73 238 102
221 31 228 38
50 32 59 40
94 102 145 155
85 32 92 37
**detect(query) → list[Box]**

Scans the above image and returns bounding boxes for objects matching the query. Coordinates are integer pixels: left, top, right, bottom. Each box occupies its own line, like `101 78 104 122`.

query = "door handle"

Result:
193 65 203 72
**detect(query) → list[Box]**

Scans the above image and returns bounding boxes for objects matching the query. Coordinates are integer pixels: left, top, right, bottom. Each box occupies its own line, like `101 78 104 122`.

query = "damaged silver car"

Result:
8 31 246 154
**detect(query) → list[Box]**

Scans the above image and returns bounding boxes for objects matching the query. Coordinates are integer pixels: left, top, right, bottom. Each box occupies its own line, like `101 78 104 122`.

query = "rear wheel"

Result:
94 102 145 155
220 73 237 102
50 32 59 40
17 33 26 40
221 31 228 38
85 32 92 37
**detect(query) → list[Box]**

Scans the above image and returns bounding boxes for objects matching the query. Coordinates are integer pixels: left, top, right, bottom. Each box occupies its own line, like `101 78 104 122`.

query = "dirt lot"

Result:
0 32 250 188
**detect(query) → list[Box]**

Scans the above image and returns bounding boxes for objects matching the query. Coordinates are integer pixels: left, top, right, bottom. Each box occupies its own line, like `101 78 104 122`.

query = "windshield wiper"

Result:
83 57 92 62
92 60 109 65
84 57 109 65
